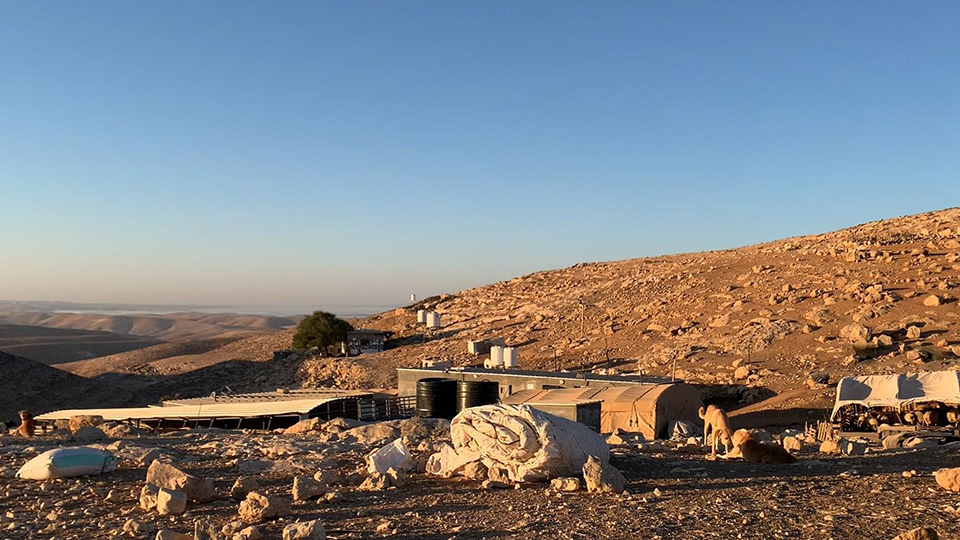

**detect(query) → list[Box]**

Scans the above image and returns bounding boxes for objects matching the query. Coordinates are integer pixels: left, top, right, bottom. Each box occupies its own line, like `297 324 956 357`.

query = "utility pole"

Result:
578 298 586 337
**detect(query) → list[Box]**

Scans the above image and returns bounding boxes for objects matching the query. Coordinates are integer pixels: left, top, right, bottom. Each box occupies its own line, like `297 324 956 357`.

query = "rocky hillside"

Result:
353 208 960 406
0 351 134 422
39 208 960 417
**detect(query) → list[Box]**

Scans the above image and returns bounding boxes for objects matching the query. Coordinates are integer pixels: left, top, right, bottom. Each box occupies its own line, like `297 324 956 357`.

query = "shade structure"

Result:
35 389 376 430
831 370 960 420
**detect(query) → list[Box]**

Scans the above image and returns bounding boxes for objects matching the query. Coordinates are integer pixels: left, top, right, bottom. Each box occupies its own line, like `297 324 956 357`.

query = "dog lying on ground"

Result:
17 410 35 438
699 404 735 457
731 429 798 464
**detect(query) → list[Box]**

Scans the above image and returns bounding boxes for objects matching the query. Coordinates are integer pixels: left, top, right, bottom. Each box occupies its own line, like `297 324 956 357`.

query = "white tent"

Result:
831 370 960 420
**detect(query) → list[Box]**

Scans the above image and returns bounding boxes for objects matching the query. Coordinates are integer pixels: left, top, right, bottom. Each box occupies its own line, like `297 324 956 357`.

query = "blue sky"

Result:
1 2 958 310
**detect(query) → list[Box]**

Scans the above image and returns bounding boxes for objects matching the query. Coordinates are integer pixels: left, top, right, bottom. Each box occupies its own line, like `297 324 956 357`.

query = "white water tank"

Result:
503 347 518 368
489 346 504 367
426 312 441 329
417 309 427 324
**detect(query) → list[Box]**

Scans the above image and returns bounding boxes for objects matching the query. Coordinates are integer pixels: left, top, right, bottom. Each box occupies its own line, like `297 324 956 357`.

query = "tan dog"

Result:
17 410 35 438
699 404 734 456
732 429 798 464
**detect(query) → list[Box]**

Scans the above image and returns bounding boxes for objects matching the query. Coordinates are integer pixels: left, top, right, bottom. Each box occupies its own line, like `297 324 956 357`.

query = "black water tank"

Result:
457 380 500 412
416 378 458 419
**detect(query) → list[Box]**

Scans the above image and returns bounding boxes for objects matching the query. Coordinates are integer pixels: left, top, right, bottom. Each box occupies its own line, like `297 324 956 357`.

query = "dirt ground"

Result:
1 422 958 540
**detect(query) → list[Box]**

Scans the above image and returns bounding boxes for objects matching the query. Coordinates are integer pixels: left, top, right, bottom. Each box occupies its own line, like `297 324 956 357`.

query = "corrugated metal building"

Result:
397 366 674 401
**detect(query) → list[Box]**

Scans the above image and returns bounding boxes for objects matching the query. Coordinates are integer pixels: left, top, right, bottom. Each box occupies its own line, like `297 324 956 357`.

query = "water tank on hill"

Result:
416 378 458 419
426 312 441 329
489 345 503 367
457 380 500 412
417 310 427 324
503 347 518 368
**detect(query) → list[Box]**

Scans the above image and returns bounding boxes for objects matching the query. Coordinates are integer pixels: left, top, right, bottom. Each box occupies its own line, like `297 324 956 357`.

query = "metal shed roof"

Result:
35 393 372 423
162 388 371 406
502 387 606 406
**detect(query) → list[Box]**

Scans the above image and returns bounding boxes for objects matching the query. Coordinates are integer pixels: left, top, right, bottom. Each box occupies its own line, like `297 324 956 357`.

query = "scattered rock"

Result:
147 460 217 503
123 518 155 535
386 466 409 488
481 479 512 490
359 472 391 491
195 518 219 540
550 477 581 492
292 476 326 501
840 323 871 343
923 295 942 307
231 477 260 501
284 418 323 435
734 365 752 380
233 526 262 540
582 455 625 494
282 519 326 540
140 483 160 511
935 467 960 492
782 436 802 454
239 492 292 523
73 426 106 442
68 414 103 432
820 440 841 455
893 528 939 540
156 530 193 540
157 487 187 516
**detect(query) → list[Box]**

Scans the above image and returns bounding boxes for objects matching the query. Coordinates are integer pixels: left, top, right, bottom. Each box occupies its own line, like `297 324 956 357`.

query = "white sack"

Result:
366 438 412 475
449 404 609 483
17 447 117 480
425 442 482 478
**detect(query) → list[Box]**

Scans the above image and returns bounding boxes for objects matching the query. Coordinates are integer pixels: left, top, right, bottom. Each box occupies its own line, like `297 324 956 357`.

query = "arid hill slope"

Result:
0 351 134 421
352 208 960 405
45 208 960 417
58 330 296 392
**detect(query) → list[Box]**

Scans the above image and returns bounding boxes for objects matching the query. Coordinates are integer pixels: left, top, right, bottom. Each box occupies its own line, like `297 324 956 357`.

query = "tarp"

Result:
432 404 609 483
503 383 702 439
831 370 960 420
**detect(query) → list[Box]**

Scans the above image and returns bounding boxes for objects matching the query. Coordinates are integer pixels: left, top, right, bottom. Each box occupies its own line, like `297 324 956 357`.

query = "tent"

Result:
503 383 703 440
831 370 960 421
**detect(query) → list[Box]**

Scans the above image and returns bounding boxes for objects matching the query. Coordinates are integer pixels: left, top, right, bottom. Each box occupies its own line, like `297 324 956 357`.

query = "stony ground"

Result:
1 419 959 540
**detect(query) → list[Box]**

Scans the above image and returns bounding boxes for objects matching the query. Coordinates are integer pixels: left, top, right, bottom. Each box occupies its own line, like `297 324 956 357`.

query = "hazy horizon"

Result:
2 3 958 307
0 299 401 318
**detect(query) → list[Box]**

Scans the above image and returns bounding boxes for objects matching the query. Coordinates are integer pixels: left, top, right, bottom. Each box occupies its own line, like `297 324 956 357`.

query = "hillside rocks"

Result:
238 492 291 523
935 467 960 492
157 487 187 516
893 528 939 540
582 455 625 494
283 520 326 540
147 460 217 503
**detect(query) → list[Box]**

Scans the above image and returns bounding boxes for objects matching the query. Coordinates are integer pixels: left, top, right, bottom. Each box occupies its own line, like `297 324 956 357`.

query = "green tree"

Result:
292 310 353 353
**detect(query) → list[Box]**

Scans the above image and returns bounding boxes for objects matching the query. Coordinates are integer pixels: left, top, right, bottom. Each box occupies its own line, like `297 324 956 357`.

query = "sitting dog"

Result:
732 429 798 464
17 410 35 438
699 404 735 456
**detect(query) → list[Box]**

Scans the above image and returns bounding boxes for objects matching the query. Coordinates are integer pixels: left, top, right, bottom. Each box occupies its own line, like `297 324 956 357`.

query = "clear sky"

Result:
1 2 958 312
